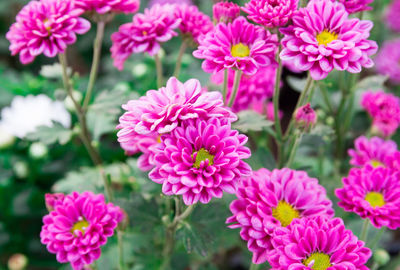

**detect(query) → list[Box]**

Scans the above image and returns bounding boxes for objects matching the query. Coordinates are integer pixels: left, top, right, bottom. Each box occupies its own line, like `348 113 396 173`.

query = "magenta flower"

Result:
213 1 241 23
110 4 180 70
117 77 236 135
210 65 277 112
75 0 140 14
193 16 277 76
269 217 371 270
149 0 192 7
40 192 124 270
348 136 397 168
226 168 334 264
294 103 317 129
6 0 90 64
335 0 373 14
336 166 400 229
149 118 252 205
280 0 378 80
375 39 400 84
385 0 400 33
242 0 299 28
45 193 65 212
361 90 400 137
174 4 213 44
265 101 283 121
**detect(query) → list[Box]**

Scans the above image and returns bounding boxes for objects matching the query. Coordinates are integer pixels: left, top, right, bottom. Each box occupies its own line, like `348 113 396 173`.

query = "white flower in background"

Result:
39 63 72 79
0 95 71 138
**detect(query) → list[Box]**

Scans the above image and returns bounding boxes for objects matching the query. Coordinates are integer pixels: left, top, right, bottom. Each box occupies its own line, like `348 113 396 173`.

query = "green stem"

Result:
371 262 379 270
249 263 260 270
370 227 387 250
83 21 105 113
117 230 125 270
223 69 229 105
286 132 303 168
155 53 163 88
173 41 188 78
319 83 334 114
227 70 243 108
273 33 284 144
360 219 370 242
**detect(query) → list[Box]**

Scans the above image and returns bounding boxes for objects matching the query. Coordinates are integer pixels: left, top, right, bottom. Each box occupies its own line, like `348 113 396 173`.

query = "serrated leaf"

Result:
233 110 273 133
26 123 72 145
354 75 388 92
177 222 209 257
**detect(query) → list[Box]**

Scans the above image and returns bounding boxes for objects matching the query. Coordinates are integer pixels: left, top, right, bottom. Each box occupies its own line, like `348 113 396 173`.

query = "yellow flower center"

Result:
272 201 300 227
142 30 148 36
193 148 214 168
71 218 89 236
316 30 338 46
370 159 384 168
43 19 52 35
303 252 332 270
365 192 385 208
157 135 161 143
231 43 250 58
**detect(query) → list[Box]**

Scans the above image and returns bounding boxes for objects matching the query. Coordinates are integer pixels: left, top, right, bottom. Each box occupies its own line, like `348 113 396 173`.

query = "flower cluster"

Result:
227 168 334 264
193 16 277 76
375 39 400 84
6 0 90 64
75 0 140 14
280 0 378 80
361 90 400 137
111 4 180 70
40 192 124 270
385 0 400 33
213 1 241 23
335 0 373 14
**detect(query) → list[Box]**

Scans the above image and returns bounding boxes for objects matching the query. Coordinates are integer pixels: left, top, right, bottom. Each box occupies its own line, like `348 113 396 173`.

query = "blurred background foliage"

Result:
0 0 399 270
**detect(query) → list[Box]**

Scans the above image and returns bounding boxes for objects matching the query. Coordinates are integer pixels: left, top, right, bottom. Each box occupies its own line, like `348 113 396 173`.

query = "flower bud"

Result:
8 254 28 270
29 142 48 159
213 1 240 24
132 63 148 78
64 90 83 112
373 249 390 266
294 103 317 130
45 193 65 212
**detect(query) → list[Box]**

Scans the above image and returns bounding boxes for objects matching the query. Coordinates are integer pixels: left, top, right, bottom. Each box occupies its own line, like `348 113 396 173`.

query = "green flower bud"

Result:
373 249 390 266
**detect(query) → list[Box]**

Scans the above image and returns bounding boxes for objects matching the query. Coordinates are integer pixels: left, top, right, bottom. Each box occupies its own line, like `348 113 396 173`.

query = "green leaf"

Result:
233 110 273 133
177 221 209 257
353 75 389 112
286 76 307 93
26 123 72 145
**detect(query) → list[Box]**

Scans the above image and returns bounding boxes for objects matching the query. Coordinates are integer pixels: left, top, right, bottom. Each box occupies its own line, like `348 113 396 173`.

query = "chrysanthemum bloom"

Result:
110 4 180 70
0 95 71 138
75 0 140 14
6 0 90 64
348 136 397 168
385 0 400 33
211 66 277 112
269 217 371 270
45 193 65 212
149 0 192 7
40 192 124 270
149 118 252 205
334 0 373 14
375 39 400 84
280 0 378 80
294 103 317 129
193 16 277 76
361 90 400 137
336 165 400 229
226 168 334 264
174 4 213 44
213 1 241 23
117 131 160 171
242 0 299 28
118 77 236 135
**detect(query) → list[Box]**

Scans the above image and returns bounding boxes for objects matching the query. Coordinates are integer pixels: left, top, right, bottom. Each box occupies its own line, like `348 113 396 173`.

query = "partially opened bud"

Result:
294 103 317 130
213 1 240 24
45 193 65 212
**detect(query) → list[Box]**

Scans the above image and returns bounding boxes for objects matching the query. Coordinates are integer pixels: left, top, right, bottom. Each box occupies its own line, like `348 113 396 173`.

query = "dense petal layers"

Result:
280 0 378 80
226 168 334 264
335 0 373 14
375 39 400 84
6 0 90 64
40 192 124 270
149 118 252 205
75 0 140 14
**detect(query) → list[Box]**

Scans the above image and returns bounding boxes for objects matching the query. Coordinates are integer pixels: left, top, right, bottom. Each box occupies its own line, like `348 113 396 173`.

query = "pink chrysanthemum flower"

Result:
348 136 397 168
213 1 241 23
385 0 400 33
375 39 400 84
226 168 334 264
40 192 124 270
45 193 65 212
149 0 192 7
269 217 371 269
75 0 140 14
294 103 317 129
193 16 277 76
334 0 373 14
117 77 236 136
211 66 277 112
361 90 400 137
280 0 378 80
6 0 90 64
336 166 400 229
110 4 180 70
242 0 299 28
149 118 252 205
174 4 213 44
